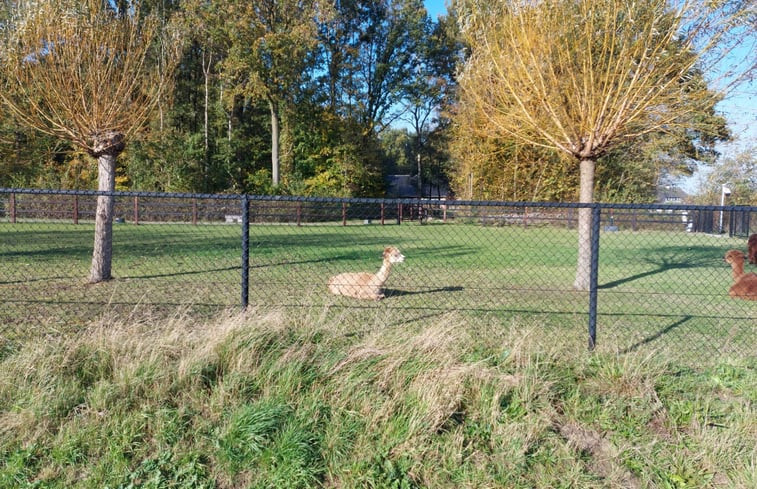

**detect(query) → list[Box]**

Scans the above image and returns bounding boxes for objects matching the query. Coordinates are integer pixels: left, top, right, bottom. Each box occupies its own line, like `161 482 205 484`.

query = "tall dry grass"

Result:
0 307 754 488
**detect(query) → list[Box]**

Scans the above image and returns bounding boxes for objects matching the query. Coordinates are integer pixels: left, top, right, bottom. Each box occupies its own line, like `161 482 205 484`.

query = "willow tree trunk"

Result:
89 131 125 283
573 158 596 291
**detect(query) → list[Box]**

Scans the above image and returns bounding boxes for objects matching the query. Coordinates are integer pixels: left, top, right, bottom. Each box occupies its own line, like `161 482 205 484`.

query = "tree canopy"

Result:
0 0 752 209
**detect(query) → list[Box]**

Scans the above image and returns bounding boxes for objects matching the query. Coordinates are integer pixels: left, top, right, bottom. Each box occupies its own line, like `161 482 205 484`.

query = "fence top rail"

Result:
0 187 242 201
1 187 755 213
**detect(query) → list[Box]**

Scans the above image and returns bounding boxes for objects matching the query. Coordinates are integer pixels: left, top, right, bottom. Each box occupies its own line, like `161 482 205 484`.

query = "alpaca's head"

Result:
383 246 405 264
724 250 746 266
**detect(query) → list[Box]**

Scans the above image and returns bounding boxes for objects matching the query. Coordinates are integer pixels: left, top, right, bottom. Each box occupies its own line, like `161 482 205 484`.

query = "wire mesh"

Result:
1 189 754 365
0 191 242 335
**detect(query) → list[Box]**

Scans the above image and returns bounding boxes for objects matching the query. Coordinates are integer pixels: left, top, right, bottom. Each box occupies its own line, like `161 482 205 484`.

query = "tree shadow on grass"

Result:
383 310 451 329
600 246 726 290
620 315 692 354
118 266 240 281
0 274 86 285
117 255 353 281
404 246 480 260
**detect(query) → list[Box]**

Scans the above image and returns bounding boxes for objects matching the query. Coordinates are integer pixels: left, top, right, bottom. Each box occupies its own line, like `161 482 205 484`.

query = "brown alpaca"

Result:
328 246 405 300
748 234 757 264
724 250 757 301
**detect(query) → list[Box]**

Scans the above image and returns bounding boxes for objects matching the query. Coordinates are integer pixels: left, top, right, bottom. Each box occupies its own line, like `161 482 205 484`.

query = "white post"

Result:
719 184 731 234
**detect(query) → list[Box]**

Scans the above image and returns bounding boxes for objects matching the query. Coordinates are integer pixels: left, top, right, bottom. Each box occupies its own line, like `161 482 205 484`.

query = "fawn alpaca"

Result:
328 246 405 300
747 234 757 264
724 250 757 301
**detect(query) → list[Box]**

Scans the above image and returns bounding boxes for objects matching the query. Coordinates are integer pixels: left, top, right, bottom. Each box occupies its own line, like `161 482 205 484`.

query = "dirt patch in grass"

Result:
557 420 642 489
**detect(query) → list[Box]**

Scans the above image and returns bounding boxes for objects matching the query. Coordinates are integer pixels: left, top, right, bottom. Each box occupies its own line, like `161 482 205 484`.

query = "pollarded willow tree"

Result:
455 0 755 290
0 0 181 283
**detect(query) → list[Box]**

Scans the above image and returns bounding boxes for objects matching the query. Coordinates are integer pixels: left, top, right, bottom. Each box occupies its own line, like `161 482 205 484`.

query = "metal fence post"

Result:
241 194 250 310
588 205 601 351
9 192 16 223
133 196 139 225
73 194 79 225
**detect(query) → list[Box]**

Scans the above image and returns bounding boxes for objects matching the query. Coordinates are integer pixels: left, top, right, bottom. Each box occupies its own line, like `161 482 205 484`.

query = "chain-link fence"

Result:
1 188 755 364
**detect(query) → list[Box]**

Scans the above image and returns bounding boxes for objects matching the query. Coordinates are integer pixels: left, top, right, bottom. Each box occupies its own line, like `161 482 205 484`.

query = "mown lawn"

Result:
1 219 754 363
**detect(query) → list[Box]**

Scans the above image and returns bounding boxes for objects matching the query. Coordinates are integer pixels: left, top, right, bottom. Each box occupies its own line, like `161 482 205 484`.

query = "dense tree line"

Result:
0 0 750 204
1 0 459 198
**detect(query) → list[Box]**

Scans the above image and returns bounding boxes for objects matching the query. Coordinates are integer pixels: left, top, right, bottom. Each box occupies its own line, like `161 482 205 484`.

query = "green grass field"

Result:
1 219 754 363
1 218 756 488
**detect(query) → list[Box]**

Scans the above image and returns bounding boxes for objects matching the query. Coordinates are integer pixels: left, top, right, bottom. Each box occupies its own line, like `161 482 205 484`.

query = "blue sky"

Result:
424 0 447 19
422 0 755 191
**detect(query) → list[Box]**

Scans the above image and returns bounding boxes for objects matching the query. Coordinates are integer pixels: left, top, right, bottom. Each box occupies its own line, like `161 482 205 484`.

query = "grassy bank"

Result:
1 309 754 488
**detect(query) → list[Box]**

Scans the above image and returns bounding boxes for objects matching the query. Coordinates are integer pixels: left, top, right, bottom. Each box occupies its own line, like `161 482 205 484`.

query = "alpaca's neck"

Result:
375 260 393 284
731 262 745 281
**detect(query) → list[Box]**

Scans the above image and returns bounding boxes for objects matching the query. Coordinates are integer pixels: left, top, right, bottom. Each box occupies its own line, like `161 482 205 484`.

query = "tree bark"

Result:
270 100 280 186
202 50 212 192
89 131 125 283
202 50 212 154
90 153 116 283
573 158 596 291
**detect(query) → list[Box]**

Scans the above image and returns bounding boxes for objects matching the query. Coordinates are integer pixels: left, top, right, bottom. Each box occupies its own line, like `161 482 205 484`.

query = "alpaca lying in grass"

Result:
328 246 405 300
724 250 757 301
748 234 757 265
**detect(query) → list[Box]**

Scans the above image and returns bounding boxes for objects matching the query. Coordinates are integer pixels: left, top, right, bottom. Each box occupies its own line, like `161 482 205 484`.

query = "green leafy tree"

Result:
218 0 332 186
315 0 434 196
402 12 460 197
693 150 757 206
380 128 414 176
291 105 385 197
2 0 462 198
320 0 428 130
